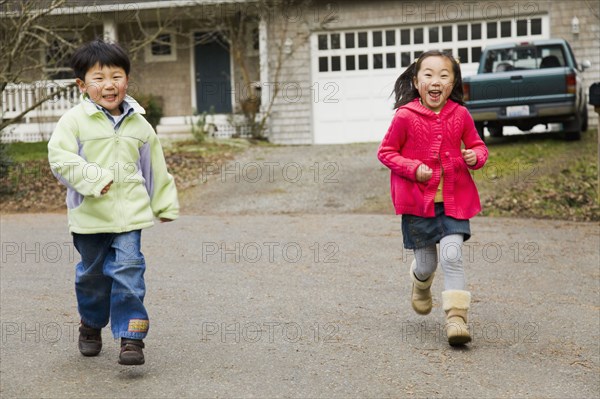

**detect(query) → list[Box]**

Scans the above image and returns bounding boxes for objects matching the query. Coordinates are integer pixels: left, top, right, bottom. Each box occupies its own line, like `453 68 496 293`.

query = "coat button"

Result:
445 151 450 156
438 135 442 140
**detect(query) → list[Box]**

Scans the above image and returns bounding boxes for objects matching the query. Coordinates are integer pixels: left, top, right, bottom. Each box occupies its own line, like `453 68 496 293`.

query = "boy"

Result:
48 40 179 365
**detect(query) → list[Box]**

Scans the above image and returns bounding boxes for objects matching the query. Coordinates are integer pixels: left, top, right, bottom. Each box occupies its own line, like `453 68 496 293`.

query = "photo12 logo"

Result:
199 161 339 184
199 321 341 344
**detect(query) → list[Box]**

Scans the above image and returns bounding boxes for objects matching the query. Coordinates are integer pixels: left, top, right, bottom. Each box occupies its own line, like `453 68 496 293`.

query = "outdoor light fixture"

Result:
571 16 580 34
284 38 293 54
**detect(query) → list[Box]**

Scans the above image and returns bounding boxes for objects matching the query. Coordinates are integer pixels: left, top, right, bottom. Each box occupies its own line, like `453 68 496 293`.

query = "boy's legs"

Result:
103 230 149 340
73 233 114 329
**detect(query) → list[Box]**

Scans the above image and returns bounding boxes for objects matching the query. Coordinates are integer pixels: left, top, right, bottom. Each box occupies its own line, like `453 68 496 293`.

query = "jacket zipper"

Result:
114 118 130 232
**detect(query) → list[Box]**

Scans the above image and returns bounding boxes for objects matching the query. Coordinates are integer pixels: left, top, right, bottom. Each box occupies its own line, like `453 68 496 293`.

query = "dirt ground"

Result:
1 143 598 398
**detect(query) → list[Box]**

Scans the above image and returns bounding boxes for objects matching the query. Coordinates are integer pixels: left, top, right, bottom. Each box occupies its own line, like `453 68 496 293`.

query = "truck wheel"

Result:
564 113 582 141
488 126 503 137
475 123 485 142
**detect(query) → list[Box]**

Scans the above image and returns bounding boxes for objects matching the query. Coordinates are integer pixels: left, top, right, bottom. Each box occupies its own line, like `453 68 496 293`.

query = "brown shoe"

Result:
78 323 102 356
118 339 145 365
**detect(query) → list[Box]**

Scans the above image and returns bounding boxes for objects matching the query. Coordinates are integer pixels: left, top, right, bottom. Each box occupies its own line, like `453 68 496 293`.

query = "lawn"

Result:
475 128 598 221
1 130 598 221
0 138 247 213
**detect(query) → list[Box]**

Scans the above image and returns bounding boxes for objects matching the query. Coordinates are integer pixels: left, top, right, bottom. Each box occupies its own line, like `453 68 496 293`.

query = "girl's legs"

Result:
439 234 471 345
439 234 465 291
413 245 437 281
413 233 466 288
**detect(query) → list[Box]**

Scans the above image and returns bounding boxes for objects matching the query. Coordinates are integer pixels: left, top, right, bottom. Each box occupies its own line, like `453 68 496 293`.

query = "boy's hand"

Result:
416 163 433 182
462 149 477 166
160 218 173 223
101 181 113 195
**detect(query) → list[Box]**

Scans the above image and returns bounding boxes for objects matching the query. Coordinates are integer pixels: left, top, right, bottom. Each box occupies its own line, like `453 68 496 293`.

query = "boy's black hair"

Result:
393 50 464 109
70 39 130 80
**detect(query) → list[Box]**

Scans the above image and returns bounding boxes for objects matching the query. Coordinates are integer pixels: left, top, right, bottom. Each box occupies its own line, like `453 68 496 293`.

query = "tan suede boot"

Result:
442 290 472 346
410 260 434 315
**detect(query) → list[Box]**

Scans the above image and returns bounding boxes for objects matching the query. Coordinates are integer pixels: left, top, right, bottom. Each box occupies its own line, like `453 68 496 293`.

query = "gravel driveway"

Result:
1 143 598 398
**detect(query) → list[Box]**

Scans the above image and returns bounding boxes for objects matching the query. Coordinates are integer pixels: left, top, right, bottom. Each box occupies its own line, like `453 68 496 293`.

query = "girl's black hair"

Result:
70 39 130 80
393 50 464 109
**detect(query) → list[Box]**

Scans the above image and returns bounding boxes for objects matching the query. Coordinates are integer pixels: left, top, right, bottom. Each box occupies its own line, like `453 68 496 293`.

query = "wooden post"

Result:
597 106 600 201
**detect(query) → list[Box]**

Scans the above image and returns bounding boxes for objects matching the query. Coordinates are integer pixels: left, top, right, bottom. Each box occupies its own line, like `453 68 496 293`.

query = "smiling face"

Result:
413 56 455 113
76 63 128 116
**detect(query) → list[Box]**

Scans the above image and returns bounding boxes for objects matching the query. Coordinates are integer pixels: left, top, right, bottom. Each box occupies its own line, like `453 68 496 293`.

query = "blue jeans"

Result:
73 230 149 340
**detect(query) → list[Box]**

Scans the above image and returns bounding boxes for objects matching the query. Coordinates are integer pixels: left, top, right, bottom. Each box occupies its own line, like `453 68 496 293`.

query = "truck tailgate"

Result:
468 68 570 107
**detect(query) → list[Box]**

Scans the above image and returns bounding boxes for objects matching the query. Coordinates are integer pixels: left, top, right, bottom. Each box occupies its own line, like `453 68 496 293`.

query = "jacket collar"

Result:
402 98 459 118
80 94 146 116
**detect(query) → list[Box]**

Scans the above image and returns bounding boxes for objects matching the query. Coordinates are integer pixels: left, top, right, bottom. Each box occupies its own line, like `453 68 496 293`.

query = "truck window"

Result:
482 44 566 73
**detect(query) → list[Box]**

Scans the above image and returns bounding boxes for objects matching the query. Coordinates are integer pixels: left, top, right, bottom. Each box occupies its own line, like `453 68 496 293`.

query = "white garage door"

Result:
311 15 549 144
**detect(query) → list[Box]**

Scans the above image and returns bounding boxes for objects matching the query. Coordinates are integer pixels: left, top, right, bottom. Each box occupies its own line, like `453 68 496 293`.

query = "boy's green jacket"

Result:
48 95 179 234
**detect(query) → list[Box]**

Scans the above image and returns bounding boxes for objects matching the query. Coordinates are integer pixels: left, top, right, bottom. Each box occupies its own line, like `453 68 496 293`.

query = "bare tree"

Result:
0 0 79 131
0 0 174 132
189 0 336 139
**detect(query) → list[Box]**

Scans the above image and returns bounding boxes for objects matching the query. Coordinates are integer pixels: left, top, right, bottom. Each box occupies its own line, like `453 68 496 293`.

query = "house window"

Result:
471 23 481 40
331 56 341 71
458 24 468 41
501 21 511 37
517 20 528 36
345 32 355 48
429 27 439 43
531 18 542 35
358 32 368 47
313 15 547 75
44 38 77 80
401 52 411 67
318 34 328 50
319 57 328 72
458 47 468 63
373 53 383 69
385 30 395 46
442 26 453 42
386 53 396 68
373 31 383 47
346 55 356 70
487 22 497 38
145 33 177 62
401 29 410 45
331 33 341 49
414 28 423 44
358 54 368 69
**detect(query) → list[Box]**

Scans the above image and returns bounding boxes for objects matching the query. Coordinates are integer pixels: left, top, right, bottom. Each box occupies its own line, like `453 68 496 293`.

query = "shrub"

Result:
135 93 164 130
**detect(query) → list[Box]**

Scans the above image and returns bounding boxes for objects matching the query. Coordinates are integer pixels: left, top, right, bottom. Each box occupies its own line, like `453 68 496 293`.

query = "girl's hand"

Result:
416 164 433 182
101 181 113 195
461 149 477 166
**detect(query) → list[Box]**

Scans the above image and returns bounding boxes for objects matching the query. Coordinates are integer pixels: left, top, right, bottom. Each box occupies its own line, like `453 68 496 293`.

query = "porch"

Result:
0 79 259 143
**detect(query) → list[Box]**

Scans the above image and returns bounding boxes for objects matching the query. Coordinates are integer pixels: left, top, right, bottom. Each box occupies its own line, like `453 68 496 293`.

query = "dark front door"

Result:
194 32 232 113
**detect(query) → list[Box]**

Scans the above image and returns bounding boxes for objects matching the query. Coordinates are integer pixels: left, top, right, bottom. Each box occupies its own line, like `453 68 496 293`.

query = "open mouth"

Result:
428 90 442 102
102 94 117 101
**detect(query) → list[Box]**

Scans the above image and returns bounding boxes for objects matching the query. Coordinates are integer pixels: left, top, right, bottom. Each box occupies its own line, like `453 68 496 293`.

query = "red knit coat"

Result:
378 98 488 219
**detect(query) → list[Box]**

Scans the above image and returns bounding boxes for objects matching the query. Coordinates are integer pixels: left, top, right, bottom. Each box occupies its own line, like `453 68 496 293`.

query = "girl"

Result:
377 51 488 345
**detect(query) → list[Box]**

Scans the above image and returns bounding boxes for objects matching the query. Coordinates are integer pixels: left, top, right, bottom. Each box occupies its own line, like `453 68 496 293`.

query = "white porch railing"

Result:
1 79 79 122
1 79 79 142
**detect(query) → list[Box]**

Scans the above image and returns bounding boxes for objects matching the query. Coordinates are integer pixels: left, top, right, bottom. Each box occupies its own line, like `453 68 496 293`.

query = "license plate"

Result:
506 105 530 117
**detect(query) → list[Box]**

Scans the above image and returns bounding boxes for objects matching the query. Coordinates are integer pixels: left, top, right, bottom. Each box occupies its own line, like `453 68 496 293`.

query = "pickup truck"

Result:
462 38 591 140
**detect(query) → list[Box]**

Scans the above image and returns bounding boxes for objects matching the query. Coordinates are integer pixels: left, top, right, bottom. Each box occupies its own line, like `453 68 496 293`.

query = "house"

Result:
1 0 599 144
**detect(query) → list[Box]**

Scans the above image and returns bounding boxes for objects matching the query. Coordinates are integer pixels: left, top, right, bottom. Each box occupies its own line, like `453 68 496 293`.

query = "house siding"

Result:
265 0 599 144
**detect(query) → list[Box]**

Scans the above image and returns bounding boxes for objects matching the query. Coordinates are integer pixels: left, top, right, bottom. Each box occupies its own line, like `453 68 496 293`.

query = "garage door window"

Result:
314 15 547 74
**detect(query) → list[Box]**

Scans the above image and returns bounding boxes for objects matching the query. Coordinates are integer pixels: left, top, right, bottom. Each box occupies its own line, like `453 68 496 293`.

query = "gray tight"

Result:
413 234 465 291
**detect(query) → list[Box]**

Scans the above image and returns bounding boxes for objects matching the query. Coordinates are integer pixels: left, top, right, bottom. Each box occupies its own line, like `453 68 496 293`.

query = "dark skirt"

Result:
401 203 471 249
